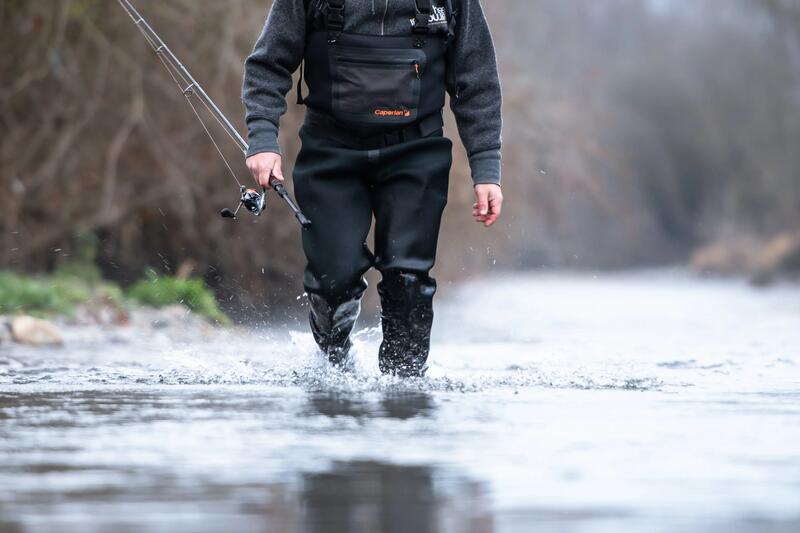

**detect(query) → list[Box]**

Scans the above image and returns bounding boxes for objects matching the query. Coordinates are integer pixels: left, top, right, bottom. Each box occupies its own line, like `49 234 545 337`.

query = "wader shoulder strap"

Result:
298 0 327 104
444 0 459 97
445 0 456 42
305 0 325 29
414 0 433 34
299 0 347 105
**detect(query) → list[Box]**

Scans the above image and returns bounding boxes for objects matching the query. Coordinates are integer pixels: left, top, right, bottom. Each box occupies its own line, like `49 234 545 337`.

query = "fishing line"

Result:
116 0 310 226
130 11 243 188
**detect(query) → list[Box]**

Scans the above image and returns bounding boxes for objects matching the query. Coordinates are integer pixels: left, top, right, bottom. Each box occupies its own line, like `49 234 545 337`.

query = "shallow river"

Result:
1 272 799 532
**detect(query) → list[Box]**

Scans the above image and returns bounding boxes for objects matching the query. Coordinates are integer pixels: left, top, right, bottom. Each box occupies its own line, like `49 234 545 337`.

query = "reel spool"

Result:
220 185 267 219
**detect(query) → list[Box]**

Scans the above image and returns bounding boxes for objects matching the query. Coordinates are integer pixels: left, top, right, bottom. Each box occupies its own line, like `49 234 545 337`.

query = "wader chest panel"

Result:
332 46 426 124
302 0 450 130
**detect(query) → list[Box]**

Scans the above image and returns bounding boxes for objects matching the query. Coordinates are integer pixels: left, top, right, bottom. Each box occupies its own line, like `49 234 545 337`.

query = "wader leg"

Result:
371 133 453 376
378 271 436 377
308 293 363 366
293 127 374 364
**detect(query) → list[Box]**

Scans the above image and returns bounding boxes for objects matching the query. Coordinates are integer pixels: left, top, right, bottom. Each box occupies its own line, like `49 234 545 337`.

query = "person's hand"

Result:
246 152 284 189
473 184 503 227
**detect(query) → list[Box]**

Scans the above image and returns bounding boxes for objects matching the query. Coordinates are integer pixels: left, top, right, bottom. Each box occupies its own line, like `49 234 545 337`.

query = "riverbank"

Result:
690 231 800 285
1 304 231 348
0 262 230 349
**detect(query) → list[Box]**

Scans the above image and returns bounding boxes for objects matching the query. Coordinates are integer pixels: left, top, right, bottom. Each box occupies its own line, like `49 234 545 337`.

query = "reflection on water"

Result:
309 391 434 420
303 461 491 533
0 388 489 533
303 394 485 532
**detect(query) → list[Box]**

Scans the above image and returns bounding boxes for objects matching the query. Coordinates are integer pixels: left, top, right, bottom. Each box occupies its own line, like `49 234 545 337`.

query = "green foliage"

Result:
0 235 225 322
54 261 104 284
0 266 127 318
0 271 92 317
0 267 229 324
127 271 230 324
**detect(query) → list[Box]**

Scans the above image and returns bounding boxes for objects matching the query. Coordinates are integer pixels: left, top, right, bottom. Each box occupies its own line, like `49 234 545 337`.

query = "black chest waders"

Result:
294 0 456 376
299 0 455 144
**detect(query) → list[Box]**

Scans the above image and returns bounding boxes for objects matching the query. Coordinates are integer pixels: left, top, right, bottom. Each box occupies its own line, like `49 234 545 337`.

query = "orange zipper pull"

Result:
414 61 420 78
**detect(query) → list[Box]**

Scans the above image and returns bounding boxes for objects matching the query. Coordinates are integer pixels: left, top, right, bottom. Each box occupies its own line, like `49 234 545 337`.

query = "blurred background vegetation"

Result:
1 0 799 322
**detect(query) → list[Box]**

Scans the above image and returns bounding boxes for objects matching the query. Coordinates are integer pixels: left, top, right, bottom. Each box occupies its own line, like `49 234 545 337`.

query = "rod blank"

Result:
117 0 248 153
116 0 311 227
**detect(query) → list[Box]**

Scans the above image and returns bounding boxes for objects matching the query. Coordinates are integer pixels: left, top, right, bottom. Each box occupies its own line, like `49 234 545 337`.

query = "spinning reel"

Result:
220 180 312 227
220 185 267 219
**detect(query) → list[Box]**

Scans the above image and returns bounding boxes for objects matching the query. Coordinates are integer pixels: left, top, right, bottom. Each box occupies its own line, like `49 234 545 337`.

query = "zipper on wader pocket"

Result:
338 57 422 74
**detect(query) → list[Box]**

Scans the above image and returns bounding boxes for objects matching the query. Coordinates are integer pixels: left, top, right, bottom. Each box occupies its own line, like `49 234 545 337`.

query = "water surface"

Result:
1 272 799 532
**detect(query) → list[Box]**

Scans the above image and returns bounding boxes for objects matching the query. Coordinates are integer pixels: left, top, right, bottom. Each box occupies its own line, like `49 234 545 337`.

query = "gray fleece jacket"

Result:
242 0 502 186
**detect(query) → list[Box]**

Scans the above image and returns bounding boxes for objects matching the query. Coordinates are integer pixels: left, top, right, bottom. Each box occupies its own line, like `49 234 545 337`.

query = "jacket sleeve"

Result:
242 0 307 158
447 0 503 186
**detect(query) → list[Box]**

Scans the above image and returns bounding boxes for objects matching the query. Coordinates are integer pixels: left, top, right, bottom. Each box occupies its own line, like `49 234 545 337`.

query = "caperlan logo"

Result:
374 109 412 117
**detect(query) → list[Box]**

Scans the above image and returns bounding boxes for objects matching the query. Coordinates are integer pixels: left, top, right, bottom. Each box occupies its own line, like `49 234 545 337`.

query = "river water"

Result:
1 271 799 532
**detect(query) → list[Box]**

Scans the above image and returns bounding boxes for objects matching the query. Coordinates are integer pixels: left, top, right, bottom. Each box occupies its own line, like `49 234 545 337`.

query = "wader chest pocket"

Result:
331 47 427 124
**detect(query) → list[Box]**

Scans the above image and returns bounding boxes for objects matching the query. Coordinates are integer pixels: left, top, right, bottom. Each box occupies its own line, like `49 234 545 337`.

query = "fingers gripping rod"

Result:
116 0 311 228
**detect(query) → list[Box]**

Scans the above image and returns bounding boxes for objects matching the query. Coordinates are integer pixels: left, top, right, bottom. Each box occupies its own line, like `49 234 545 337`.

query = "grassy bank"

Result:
0 266 229 324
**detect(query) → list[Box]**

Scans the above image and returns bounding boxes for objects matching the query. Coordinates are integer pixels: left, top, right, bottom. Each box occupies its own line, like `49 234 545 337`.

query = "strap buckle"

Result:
413 13 429 34
326 5 345 32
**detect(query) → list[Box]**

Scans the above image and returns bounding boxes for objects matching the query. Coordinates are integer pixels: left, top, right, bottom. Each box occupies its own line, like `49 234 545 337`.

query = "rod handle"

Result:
270 179 312 228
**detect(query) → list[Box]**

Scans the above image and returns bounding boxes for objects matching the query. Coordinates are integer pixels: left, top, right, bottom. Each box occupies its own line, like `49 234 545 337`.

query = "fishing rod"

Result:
116 0 311 227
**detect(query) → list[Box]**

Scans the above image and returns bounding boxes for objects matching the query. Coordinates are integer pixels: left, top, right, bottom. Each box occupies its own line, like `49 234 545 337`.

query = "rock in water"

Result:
10 316 64 346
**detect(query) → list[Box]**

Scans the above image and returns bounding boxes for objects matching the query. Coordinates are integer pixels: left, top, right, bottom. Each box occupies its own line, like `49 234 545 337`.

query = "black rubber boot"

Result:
308 293 362 367
378 271 436 377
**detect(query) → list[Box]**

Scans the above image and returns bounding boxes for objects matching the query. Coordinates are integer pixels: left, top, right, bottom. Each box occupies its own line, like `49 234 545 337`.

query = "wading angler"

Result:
120 0 503 377
244 0 503 376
